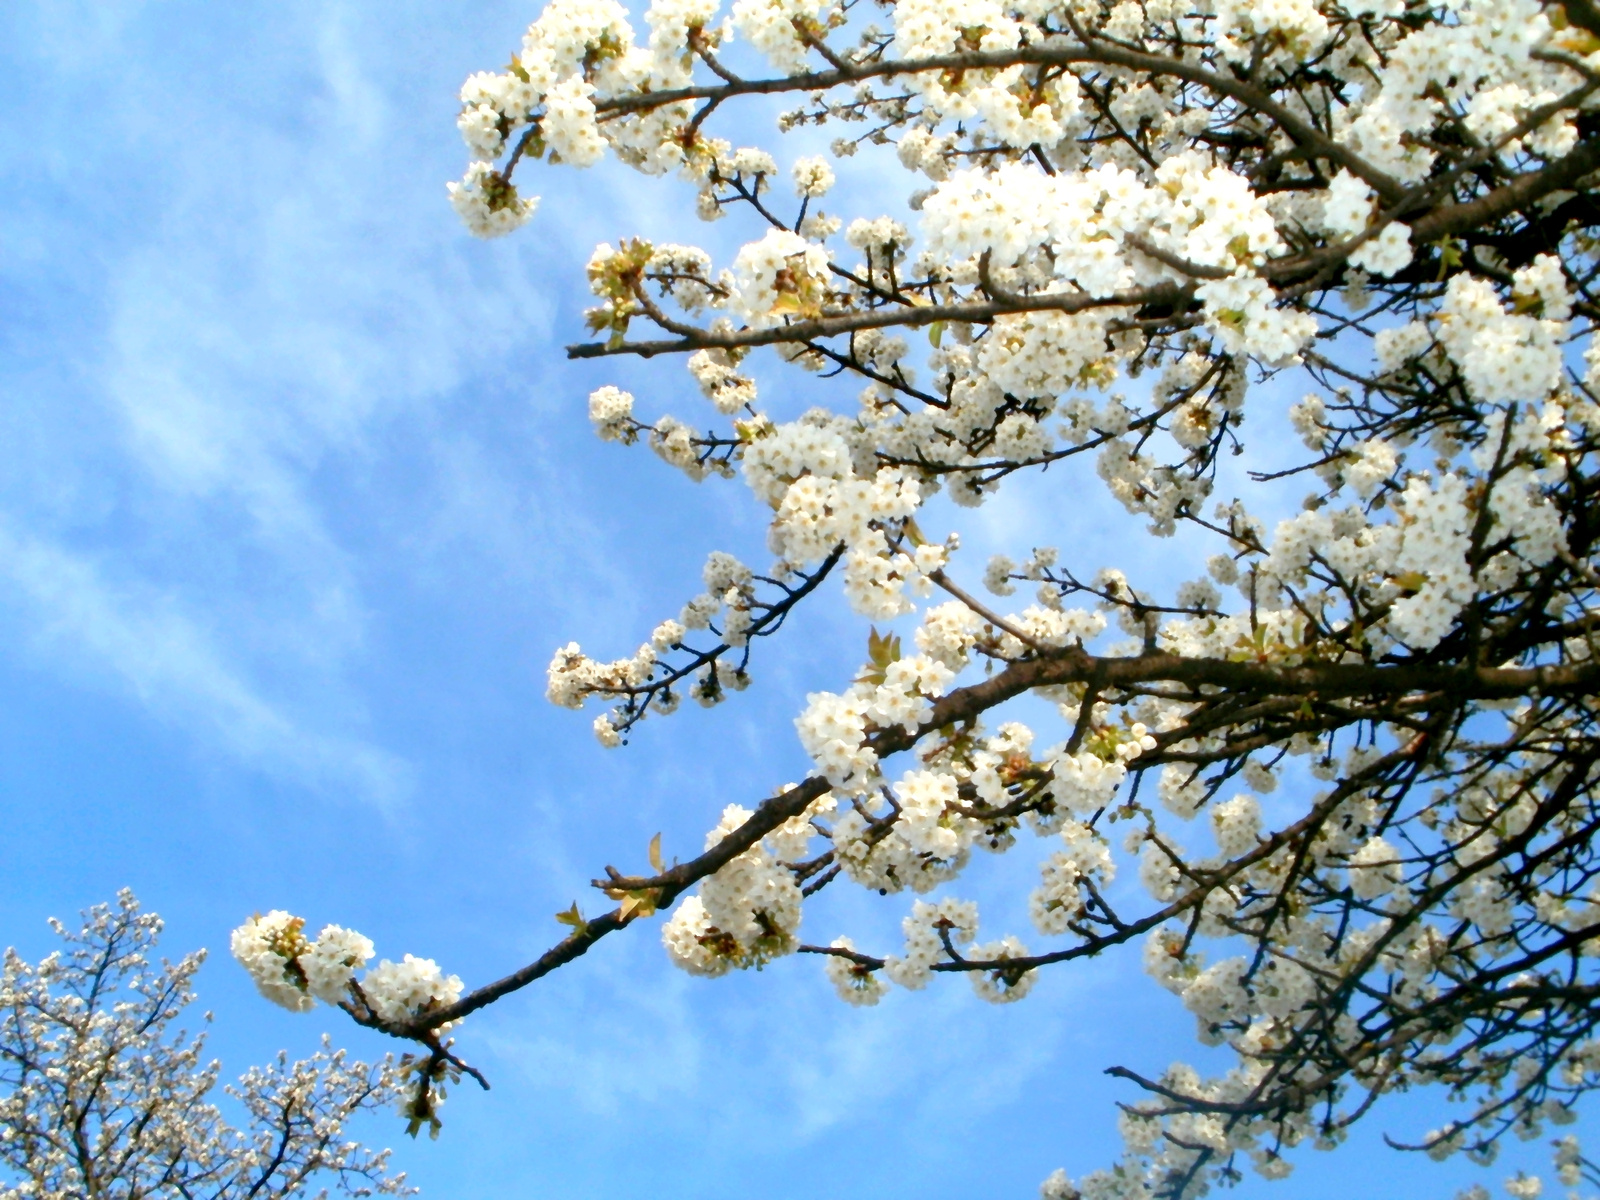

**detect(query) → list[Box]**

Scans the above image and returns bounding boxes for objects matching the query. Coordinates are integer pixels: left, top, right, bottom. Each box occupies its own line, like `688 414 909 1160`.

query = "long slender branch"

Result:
567 282 1192 359
395 644 1599 1035
574 40 1405 199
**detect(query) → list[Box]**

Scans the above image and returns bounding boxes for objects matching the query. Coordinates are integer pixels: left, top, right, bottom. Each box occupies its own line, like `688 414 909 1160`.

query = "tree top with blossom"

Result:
1 891 408 1199
235 0 1600 1194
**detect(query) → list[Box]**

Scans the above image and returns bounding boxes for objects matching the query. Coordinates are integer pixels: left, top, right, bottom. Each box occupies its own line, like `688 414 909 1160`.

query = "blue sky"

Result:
0 4 1581 1197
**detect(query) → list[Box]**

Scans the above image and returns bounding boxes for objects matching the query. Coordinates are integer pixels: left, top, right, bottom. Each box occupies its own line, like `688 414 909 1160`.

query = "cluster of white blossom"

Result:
794 638 969 788
545 548 767 741
822 935 889 1005
447 161 538 237
1030 820 1116 934
918 157 1318 364
662 794 834 973
1437 265 1568 405
731 0 837 74
1345 0 1580 182
232 912 461 1028
728 229 832 327
884 896 980 988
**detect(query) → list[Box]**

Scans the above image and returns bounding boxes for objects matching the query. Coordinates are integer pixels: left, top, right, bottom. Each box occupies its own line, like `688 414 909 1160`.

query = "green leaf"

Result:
648 832 664 873
555 902 588 935
1433 237 1463 282
856 626 902 686
928 320 944 348
1395 570 1428 592
616 890 659 921
868 626 902 669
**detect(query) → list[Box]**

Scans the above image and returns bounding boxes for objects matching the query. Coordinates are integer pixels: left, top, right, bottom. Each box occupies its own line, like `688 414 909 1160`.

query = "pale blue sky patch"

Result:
0 518 413 805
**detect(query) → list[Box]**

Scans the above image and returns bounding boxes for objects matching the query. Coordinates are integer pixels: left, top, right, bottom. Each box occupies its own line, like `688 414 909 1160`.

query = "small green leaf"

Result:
648 832 664 873
928 320 944 348
616 890 659 921
1433 237 1463 282
856 627 902 686
1395 570 1428 592
555 902 588 935
868 626 902 669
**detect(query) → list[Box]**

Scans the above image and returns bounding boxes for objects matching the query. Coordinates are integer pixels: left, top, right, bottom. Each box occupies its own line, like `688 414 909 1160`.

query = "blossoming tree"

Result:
1 892 408 1199
233 0 1600 1192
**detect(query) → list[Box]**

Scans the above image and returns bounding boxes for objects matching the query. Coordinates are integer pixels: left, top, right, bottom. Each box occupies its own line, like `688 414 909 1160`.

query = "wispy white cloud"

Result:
0 4 587 798
0 518 411 804
480 925 1098 1150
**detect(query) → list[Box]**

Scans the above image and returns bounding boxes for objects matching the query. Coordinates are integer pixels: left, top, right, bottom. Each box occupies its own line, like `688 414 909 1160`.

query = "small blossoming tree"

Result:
1 891 409 1199
238 0 1600 1193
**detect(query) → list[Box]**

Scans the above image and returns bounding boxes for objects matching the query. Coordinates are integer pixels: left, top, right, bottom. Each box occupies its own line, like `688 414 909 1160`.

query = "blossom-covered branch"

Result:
0 892 409 1198
236 0 1600 1194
